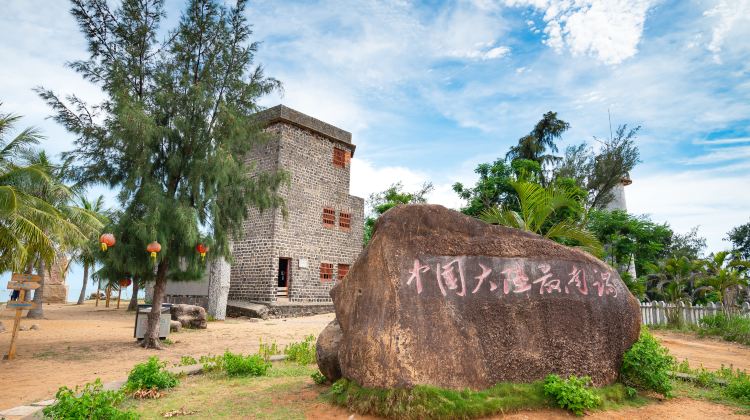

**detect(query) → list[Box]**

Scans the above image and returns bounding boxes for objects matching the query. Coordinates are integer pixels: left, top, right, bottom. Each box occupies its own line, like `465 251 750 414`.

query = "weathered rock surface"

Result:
43 284 68 304
0 321 5 333
170 320 182 332
325 204 641 389
170 304 207 329
316 319 343 382
30 324 40 330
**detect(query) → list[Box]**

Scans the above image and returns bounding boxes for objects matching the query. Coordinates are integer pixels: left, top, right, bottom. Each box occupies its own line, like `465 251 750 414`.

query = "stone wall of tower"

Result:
227 116 364 303
227 133 283 302
270 123 363 303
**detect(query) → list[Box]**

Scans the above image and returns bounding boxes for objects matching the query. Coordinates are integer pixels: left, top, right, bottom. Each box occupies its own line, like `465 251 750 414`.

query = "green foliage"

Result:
725 371 750 403
506 111 569 169
453 159 518 217
727 220 750 260
284 335 317 365
40 0 288 347
543 375 601 416
199 354 224 372
327 377 634 420
311 370 327 385
222 351 271 377
258 338 281 361
179 356 197 366
364 182 432 245
480 180 603 256
124 357 179 393
698 313 750 345
43 379 138 420
621 329 675 397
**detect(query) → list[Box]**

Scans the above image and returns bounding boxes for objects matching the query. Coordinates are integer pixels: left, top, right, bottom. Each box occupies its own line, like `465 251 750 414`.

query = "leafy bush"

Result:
284 335 316 365
124 357 179 393
698 313 750 346
199 354 224 372
179 355 197 366
258 338 281 361
543 375 601 416
725 371 750 403
222 351 271 377
311 370 327 385
43 379 138 420
621 329 675 396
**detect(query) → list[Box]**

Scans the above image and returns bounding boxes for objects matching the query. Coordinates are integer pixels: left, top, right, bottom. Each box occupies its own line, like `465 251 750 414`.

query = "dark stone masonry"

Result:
160 105 364 311
228 105 364 304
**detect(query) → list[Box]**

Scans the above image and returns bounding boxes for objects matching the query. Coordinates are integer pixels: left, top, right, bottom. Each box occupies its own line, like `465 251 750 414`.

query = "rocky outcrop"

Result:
170 304 207 329
321 204 641 389
316 319 343 382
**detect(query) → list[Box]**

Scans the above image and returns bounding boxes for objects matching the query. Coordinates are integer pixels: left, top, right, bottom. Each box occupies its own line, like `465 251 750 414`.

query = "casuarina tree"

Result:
38 0 287 348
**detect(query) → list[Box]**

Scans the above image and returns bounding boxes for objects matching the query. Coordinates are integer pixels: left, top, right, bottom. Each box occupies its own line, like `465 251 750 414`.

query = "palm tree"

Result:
73 195 107 304
0 105 66 272
701 251 750 314
647 256 703 326
480 180 603 257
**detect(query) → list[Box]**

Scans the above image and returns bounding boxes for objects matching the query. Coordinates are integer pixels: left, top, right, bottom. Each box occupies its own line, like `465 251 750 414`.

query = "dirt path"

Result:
2 303 750 417
0 302 335 411
652 330 750 371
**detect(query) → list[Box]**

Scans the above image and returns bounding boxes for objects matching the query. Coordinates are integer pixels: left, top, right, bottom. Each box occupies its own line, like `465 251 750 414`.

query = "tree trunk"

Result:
27 260 46 319
127 279 140 311
76 263 90 305
141 261 168 349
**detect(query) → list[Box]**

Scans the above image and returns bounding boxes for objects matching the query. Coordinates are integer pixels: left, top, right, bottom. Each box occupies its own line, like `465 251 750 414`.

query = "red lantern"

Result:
99 233 115 251
119 278 132 288
146 241 161 262
196 243 208 262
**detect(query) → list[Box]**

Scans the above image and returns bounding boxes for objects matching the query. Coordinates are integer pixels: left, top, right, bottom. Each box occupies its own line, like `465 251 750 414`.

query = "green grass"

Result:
124 363 319 419
326 378 648 419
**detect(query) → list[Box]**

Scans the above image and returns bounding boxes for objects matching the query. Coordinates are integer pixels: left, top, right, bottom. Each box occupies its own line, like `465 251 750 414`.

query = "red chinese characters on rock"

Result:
404 257 616 299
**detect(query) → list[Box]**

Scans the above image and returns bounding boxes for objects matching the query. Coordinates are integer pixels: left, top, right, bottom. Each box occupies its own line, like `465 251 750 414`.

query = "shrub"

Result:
284 335 316 365
43 379 138 420
725 371 750 403
621 329 675 397
543 375 601 416
258 338 281 361
311 370 327 385
222 351 271 377
179 355 197 366
124 357 179 393
199 354 224 372
698 313 750 346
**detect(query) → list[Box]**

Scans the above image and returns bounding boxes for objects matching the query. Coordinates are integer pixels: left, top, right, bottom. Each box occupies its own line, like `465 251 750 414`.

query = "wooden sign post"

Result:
5 273 40 360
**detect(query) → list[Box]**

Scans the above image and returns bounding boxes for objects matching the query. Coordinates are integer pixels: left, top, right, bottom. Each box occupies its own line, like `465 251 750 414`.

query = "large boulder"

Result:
316 319 343 382
326 204 641 390
170 304 207 329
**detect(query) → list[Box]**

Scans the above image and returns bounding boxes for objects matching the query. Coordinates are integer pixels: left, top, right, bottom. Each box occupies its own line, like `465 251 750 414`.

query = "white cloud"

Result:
703 0 750 63
628 167 750 252
693 137 750 145
683 145 750 165
507 0 656 64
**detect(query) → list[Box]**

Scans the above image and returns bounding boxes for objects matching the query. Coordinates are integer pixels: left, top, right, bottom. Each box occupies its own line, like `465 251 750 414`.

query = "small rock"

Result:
316 319 343 382
169 320 182 332
30 324 40 330
19 325 29 331
170 304 207 329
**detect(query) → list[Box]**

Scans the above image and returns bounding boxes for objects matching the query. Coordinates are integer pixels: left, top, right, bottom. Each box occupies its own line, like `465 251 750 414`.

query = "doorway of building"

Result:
277 258 290 300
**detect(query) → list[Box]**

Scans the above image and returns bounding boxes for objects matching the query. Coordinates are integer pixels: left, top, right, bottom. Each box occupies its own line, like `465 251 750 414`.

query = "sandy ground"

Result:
1 303 749 418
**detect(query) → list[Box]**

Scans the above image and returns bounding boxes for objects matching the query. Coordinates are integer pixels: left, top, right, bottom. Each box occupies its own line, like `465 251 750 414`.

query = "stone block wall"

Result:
228 105 364 303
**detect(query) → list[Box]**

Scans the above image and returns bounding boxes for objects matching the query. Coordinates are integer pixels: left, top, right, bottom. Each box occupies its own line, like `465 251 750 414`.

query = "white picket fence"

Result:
640 301 750 326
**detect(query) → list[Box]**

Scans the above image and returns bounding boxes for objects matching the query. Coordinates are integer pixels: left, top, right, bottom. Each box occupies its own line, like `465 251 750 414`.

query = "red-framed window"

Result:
339 211 351 230
320 263 334 282
322 207 335 228
338 264 350 281
333 148 346 167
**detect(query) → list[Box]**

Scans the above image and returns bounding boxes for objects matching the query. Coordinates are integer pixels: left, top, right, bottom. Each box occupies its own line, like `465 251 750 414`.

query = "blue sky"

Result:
1 0 749 300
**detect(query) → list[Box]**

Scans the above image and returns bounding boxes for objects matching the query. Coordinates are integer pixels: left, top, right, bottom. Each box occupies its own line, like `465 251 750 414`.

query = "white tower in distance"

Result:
604 173 637 280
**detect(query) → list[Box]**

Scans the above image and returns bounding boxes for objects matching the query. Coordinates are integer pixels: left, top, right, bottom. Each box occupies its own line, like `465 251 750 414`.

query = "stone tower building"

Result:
159 105 364 312
227 105 364 303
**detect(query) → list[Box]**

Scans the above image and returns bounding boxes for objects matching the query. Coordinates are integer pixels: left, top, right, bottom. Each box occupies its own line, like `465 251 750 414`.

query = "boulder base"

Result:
325 204 641 390
316 320 343 382
170 304 207 329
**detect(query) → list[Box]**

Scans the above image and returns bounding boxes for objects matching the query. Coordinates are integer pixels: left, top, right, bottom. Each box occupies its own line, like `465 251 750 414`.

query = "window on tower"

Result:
339 211 351 230
320 263 333 282
333 147 346 167
322 207 335 228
